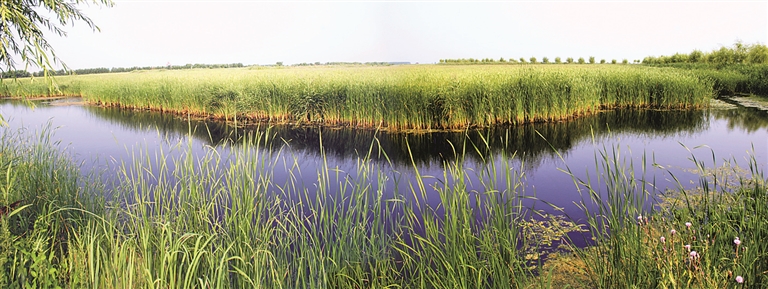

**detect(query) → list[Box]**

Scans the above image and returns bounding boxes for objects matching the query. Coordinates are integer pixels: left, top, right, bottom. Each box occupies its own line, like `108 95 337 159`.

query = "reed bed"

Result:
1 65 712 130
557 142 768 288
645 63 768 97
2 121 766 287
1 124 561 288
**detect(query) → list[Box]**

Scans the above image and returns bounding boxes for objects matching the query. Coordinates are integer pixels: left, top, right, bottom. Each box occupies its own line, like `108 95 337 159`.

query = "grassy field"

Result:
1 125 765 288
0 64 713 130
646 63 768 97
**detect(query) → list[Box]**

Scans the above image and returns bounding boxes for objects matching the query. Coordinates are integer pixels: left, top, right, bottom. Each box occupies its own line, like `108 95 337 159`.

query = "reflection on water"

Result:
710 104 768 133
83 105 711 167
2 99 766 232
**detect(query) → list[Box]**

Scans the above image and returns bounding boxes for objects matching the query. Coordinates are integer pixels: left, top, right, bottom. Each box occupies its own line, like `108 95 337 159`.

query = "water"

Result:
2 98 767 241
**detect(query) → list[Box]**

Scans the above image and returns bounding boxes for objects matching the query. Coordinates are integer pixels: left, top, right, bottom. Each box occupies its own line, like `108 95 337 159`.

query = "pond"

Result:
1 97 767 247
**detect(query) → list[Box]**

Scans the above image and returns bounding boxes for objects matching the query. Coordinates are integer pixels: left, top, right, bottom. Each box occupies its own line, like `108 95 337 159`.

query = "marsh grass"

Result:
555 138 768 288
1 65 712 130
1 123 594 288
646 63 768 97
3 118 765 288
0 123 105 287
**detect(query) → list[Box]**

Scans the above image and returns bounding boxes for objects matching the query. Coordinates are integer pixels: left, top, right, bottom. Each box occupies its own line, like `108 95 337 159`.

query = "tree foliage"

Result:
0 0 113 76
642 42 768 65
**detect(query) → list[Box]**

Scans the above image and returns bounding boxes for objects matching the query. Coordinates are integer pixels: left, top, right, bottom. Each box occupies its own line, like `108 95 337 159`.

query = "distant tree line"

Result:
9 62 417 77
1 70 33 79
439 57 635 65
440 58 517 64
291 61 410 66
642 42 768 65
24 63 245 77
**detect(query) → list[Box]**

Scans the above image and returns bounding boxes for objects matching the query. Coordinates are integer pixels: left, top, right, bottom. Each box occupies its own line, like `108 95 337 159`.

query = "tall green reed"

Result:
0 123 105 288
1 65 714 130
13 116 761 288
556 136 768 288
48 124 566 288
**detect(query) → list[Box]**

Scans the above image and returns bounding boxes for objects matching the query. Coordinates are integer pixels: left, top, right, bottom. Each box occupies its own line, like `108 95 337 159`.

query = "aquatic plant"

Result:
558 141 768 288
1 113 766 288
0 123 593 287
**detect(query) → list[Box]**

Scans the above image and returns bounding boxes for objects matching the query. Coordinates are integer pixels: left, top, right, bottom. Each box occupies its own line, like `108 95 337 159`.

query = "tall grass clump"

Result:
642 62 768 97
731 64 768 96
560 140 768 288
688 67 751 96
394 135 538 288
643 42 768 96
1 65 713 130
0 124 104 287
1 123 593 287
92 129 566 288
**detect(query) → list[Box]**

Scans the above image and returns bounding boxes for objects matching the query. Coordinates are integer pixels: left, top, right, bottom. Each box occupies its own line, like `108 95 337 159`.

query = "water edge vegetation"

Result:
0 122 765 288
1 65 716 131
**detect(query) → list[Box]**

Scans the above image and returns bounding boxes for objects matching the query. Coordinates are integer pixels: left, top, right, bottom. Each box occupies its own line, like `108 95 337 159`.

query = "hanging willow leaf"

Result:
0 0 113 78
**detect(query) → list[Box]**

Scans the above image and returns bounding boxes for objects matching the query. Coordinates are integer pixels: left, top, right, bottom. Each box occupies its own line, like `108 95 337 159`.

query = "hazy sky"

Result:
46 1 767 69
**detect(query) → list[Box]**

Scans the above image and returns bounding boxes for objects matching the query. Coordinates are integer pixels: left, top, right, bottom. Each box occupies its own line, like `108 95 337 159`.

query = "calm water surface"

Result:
2 98 767 235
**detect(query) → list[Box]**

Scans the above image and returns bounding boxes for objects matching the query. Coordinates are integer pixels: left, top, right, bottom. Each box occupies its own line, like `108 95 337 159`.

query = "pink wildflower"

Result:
734 237 741 246
736 276 744 283
684 244 691 251
670 229 677 235
689 251 699 259
660 236 666 243
685 222 692 229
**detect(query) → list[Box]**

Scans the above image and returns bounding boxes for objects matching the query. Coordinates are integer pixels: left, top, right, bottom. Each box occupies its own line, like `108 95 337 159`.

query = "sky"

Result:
43 0 768 69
